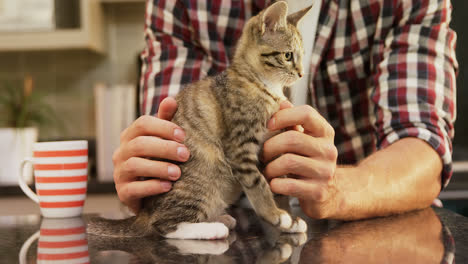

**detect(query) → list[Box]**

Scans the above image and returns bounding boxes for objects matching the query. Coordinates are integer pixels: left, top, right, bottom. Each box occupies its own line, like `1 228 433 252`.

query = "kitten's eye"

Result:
284 52 293 61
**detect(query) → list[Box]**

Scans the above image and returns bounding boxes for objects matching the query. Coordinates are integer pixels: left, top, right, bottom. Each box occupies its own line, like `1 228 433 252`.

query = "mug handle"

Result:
18 230 40 264
18 158 39 204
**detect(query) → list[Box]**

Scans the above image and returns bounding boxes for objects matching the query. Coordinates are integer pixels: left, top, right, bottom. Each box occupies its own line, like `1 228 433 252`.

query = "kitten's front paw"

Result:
279 214 307 233
278 212 292 229
289 217 307 233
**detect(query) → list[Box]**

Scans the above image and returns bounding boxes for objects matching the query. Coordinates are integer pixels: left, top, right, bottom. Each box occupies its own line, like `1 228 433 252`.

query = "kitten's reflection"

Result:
88 235 230 263
299 208 454 264
88 231 306 264
87 207 307 263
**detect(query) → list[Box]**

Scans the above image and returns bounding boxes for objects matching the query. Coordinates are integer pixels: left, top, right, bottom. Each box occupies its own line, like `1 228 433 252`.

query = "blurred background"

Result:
0 0 144 215
440 0 468 216
0 0 467 216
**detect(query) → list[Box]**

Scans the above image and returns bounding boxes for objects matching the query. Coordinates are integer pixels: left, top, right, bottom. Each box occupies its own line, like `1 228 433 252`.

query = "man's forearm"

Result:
332 137 442 220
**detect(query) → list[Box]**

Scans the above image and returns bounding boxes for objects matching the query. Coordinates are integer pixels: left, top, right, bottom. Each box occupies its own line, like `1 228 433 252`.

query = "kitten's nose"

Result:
297 71 303 78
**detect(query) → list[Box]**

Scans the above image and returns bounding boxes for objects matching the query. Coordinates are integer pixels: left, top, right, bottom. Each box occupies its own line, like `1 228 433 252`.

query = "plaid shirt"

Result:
139 0 458 188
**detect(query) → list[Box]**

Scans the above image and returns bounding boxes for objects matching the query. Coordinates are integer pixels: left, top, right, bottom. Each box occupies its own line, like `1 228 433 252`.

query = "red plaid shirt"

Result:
139 0 458 188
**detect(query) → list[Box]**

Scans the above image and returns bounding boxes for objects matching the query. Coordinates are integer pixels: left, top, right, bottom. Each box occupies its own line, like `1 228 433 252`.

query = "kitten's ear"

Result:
261 1 288 34
287 5 313 27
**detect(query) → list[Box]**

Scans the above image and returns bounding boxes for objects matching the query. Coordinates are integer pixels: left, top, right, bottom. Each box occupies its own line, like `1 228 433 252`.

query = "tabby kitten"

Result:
89 1 312 239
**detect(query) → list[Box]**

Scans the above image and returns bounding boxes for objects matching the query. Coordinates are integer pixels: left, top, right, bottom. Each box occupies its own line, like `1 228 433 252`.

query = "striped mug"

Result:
18 140 88 218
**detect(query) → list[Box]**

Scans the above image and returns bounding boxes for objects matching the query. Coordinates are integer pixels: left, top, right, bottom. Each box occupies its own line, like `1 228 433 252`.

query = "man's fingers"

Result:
268 105 334 138
120 136 190 162
116 179 173 212
117 179 173 201
270 178 307 198
263 130 338 163
270 178 328 202
279 101 303 131
120 115 185 144
117 157 181 183
264 153 335 181
158 97 178 120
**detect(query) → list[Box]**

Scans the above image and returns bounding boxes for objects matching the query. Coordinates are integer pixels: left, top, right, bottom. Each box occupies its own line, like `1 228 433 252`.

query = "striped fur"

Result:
88 1 311 239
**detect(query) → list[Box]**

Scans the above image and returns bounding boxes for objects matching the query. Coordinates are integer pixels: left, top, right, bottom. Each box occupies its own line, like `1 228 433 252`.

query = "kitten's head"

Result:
234 1 313 87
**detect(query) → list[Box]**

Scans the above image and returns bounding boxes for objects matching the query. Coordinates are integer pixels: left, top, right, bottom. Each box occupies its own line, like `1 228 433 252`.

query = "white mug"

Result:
19 140 88 218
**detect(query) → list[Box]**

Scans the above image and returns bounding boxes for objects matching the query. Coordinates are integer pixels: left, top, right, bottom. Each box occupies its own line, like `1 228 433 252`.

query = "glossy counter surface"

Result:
1 207 467 263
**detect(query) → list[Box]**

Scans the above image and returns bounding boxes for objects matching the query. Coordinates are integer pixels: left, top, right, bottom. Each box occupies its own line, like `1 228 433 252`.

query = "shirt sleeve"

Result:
139 0 263 115
371 0 458 188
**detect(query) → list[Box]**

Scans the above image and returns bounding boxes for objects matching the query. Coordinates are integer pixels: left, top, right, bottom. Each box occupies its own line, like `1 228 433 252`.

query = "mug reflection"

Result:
19 217 88 264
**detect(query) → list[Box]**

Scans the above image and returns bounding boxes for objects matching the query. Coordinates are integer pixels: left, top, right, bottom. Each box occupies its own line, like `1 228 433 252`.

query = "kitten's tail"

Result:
87 216 148 238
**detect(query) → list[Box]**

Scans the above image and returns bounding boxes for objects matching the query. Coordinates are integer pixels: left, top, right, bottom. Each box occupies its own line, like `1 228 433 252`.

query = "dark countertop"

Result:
1 206 467 263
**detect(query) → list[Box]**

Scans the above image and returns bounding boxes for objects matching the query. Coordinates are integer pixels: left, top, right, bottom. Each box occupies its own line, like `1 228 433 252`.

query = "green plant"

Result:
0 77 60 129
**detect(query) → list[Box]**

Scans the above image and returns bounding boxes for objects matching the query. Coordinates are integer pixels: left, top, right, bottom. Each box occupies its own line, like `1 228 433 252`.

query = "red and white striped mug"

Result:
18 140 88 218
19 217 89 264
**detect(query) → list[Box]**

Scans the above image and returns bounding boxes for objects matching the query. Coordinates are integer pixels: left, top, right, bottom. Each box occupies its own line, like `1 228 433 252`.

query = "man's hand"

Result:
264 101 443 220
263 101 340 219
112 97 190 214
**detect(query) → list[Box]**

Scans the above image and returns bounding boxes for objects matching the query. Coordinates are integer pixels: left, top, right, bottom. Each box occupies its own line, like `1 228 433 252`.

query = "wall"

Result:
0 3 146 140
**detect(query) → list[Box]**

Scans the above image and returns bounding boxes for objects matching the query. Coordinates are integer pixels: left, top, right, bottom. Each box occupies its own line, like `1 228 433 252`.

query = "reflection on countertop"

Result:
1 207 467 263
301 208 453 264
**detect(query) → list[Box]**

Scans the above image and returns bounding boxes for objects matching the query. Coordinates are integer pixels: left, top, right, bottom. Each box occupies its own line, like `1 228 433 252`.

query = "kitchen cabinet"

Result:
0 0 105 53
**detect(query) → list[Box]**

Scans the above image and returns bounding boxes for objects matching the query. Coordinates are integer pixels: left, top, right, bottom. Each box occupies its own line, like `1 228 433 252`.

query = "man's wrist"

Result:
329 165 366 220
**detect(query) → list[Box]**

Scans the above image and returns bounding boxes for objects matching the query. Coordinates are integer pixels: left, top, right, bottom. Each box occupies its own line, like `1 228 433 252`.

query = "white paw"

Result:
291 218 307 233
166 239 229 255
279 244 292 260
287 218 307 233
164 222 229 240
209 223 229 239
279 213 292 229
